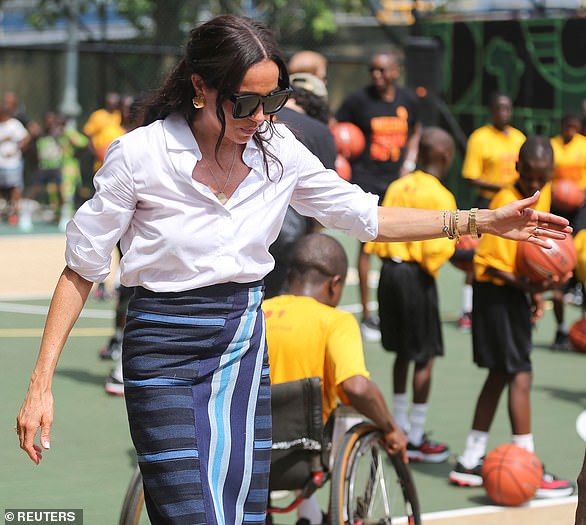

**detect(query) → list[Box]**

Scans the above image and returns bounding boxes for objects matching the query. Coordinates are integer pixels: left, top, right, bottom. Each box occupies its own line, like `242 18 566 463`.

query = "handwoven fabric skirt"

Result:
122 282 271 525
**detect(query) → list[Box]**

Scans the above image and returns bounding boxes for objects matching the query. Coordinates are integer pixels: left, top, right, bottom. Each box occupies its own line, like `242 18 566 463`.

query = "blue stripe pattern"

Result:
122 283 270 525
138 449 199 463
127 309 225 327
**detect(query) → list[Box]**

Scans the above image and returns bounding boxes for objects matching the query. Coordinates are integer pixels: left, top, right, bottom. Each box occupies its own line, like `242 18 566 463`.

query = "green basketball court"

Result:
0 228 582 524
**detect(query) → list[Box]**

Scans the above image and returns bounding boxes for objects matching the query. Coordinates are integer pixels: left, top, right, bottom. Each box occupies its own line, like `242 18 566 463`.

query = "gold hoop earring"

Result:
192 94 206 109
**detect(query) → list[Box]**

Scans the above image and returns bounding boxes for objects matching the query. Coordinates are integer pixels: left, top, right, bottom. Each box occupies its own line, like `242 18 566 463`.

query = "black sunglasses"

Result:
229 87 293 119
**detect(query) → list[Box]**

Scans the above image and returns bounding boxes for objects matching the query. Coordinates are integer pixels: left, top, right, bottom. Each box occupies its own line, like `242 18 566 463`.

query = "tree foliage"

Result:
22 0 369 45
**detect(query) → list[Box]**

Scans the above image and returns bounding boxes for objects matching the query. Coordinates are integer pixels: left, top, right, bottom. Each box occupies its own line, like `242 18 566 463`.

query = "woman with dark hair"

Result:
16 14 571 525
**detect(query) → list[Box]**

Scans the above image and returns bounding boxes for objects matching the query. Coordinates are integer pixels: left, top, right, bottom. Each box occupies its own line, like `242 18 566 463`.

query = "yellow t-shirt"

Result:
83 109 124 172
83 108 121 138
474 183 551 285
550 134 586 189
462 124 526 199
264 295 369 422
364 170 456 277
574 229 586 283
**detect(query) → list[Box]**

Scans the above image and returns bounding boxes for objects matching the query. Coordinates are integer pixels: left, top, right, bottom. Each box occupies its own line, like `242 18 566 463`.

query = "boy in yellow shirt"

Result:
449 136 574 498
265 233 407 525
549 113 586 349
365 127 456 462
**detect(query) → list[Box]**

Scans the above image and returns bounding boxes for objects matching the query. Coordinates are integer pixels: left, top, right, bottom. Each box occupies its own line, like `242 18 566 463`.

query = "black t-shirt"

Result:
336 85 420 197
277 107 337 170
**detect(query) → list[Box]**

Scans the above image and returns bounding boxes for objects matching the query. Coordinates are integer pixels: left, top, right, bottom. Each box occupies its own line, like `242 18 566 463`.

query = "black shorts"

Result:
378 259 443 363
472 281 532 373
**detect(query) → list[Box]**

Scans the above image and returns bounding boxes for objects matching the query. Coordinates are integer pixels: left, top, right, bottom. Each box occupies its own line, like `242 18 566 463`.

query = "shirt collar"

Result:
162 112 263 167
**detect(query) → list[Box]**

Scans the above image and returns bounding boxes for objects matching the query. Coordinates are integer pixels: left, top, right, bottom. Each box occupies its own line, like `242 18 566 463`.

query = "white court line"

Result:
388 496 578 524
0 301 114 319
419 495 578 520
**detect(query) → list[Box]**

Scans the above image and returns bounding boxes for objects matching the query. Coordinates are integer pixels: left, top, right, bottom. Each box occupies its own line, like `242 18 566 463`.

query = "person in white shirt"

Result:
0 99 30 225
15 14 572 525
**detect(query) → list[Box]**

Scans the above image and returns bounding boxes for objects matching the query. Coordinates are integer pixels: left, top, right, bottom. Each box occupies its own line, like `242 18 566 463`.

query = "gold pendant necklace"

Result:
201 144 237 205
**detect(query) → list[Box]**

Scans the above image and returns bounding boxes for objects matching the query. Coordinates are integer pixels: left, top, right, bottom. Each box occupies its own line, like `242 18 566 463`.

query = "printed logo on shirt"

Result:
369 107 409 163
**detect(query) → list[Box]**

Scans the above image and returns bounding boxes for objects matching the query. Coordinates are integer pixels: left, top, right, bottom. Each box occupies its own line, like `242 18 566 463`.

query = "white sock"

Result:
462 284 473 314
112 358 123 383
407 403 428 446
512 433 535 453
459 430 488 469
393 393 410 432
297 494 322 525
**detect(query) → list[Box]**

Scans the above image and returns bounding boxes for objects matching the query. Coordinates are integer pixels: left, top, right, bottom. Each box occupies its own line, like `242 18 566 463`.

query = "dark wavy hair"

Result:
143 15 290 174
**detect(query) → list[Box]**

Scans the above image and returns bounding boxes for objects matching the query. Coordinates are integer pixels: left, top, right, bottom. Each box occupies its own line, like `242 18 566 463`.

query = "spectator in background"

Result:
83 92 122 174
59 115 90 226
549 113 586 350
335 50 421 342
364 127 456 463
0 99 30 226
24 111 67 229
265 73 337 298
2 91 30 128
458 93 526 332
450 136 574 499
288 50 328 83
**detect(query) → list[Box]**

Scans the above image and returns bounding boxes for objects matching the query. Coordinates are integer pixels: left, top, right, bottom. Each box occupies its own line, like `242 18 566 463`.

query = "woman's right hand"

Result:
16 382 54 464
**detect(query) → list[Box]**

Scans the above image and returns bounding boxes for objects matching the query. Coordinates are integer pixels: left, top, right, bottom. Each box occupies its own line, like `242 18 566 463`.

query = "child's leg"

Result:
458 369 508 469
392 355 410 432
407 359 433 445
508 370 532 436
472 369 508 432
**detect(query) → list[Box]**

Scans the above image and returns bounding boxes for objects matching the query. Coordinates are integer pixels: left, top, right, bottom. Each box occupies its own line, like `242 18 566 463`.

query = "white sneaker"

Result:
360 315 381 342
105 374 124 396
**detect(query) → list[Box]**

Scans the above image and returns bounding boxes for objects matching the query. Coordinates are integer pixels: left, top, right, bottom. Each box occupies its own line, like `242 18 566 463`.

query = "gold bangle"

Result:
454 209 460 242
469 207 480 239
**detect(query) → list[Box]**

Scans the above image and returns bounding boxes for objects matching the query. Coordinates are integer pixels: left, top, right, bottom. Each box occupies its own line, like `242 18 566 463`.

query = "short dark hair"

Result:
288 233 348 285
518 135 553 164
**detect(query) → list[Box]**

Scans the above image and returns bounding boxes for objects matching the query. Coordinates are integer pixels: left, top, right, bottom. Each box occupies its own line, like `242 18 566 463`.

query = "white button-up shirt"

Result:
65 113 378 292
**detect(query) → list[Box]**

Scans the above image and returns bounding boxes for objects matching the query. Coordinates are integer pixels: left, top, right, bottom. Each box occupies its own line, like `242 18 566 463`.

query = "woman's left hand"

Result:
482 191 572 248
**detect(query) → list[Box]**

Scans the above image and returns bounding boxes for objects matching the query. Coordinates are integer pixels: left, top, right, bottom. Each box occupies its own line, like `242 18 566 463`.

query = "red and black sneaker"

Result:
449 459 483 487
535 469 575 498
407 435 450 463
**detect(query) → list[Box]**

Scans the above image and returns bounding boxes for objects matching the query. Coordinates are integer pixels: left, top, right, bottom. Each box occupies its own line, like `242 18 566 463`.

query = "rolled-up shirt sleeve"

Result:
288 137 379 242
65 139 136 282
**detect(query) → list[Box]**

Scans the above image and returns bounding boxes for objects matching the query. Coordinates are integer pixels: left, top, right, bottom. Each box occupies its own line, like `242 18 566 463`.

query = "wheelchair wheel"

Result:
329 423 421 525
119 466 146 525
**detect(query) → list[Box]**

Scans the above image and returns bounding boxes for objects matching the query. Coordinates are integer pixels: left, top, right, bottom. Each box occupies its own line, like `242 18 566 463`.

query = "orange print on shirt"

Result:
370 107 409 162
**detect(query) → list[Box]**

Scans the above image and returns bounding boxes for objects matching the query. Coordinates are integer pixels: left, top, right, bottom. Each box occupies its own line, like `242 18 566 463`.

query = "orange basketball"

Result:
569 318 586 354
552 179 585 214
450 234 480 272
331 122 366 161
516 235 577 283
482 444 543 506
335 153 352 181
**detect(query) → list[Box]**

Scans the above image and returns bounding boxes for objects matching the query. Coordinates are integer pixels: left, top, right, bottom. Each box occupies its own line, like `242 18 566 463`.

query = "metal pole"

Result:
60 0 81 128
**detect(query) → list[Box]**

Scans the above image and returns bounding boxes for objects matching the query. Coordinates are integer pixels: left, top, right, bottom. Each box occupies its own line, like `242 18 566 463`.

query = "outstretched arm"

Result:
341 375 408 463
376 191 571 248
16 267 93 464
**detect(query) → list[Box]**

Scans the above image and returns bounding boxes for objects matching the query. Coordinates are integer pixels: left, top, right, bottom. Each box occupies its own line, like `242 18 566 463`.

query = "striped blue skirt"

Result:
122 282 271 525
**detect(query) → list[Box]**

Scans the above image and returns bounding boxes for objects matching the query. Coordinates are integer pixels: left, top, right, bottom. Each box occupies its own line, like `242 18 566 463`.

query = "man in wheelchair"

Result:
264 233 408 524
